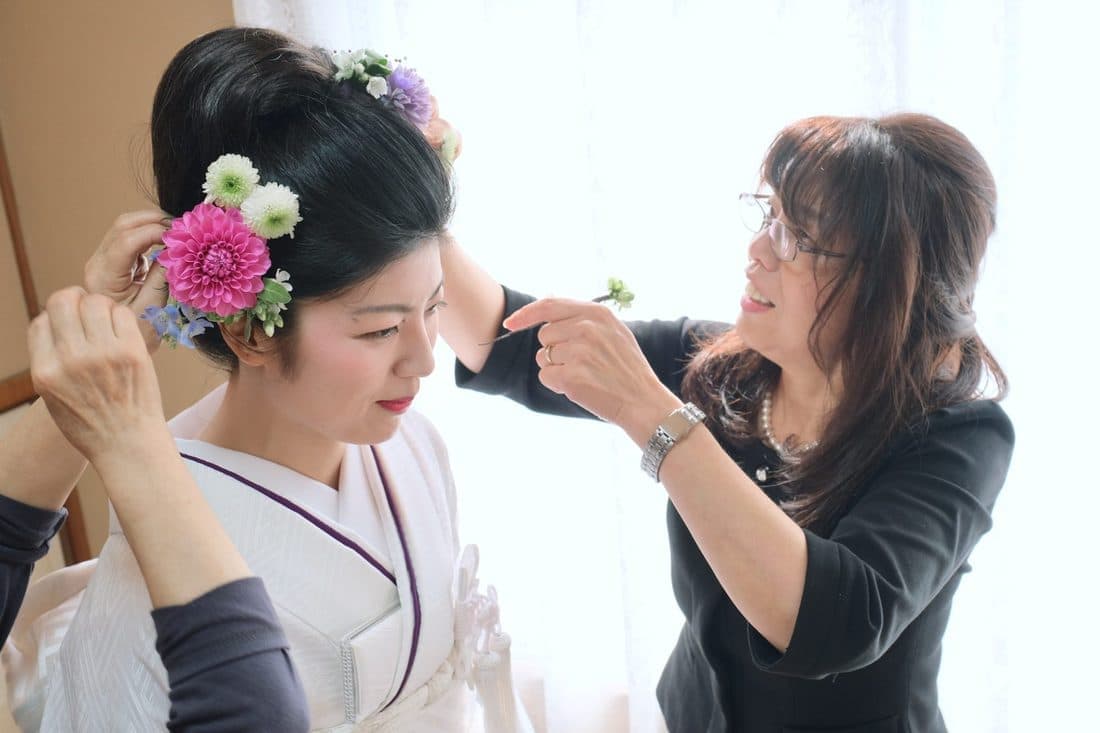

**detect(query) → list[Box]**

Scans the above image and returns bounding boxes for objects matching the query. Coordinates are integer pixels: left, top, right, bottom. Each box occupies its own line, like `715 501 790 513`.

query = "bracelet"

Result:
640 402 706 482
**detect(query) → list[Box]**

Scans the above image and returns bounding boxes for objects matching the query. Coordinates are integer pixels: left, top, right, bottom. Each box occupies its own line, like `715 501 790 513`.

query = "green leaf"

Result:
260 279 293 305
365 62 390 77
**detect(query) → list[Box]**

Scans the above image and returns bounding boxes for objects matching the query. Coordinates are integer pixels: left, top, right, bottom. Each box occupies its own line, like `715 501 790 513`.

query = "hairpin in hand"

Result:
480 277 635 346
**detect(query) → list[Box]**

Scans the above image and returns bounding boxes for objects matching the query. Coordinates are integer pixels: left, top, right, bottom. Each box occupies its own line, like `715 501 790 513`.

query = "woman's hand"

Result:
29 290 255 610
27 288 167 465
83 210 170 353
504 298 682 445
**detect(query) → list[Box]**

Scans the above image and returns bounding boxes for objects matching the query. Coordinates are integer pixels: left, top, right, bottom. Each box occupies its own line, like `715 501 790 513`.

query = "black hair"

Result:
151 27 453 370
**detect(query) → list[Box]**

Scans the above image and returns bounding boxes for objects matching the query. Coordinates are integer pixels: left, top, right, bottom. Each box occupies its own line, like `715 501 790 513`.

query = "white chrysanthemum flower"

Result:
241 183 303 240
366 76 388 99
202 154 260 208
274 268 293 292
332 53 354 81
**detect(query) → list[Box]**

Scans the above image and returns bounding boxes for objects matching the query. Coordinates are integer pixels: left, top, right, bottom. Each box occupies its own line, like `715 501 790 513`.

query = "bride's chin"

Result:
347 420 402 447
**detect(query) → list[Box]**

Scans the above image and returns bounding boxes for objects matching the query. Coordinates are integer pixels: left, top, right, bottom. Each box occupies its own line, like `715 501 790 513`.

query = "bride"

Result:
3 26 528 733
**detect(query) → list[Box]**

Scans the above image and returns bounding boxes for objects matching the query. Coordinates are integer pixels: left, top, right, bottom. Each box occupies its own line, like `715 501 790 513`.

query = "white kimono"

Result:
3 386 528 732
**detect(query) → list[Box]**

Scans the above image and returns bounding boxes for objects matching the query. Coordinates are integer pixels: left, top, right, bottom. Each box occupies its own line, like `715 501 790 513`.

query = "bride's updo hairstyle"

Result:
150 27 453 371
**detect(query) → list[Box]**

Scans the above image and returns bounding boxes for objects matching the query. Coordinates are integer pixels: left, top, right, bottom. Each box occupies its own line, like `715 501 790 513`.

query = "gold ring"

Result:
546 344 557 366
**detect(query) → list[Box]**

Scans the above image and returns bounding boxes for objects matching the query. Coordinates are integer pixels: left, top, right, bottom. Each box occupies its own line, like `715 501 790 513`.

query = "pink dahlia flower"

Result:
160 203 270 317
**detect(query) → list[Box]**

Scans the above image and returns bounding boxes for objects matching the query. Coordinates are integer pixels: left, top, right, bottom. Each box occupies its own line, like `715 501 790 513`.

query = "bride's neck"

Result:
199 376 344 489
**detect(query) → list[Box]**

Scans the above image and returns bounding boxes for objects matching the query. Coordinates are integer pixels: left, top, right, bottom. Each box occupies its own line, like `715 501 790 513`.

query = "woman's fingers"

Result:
26 313 56 387
44 288 88 356
503 297 597 331
84 212 169 299
111 300 148 351
127 263 168 352
100 215 168 267
79 293 118 347
29 288 164 462
535 341 576 369
110 210 171 232
131 261 168 308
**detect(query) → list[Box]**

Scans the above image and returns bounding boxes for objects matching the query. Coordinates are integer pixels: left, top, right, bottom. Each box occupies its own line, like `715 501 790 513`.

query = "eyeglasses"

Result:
738 193 846 262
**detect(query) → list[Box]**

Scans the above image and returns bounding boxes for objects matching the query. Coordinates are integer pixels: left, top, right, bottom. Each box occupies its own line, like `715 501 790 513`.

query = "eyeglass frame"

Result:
738 193 846 262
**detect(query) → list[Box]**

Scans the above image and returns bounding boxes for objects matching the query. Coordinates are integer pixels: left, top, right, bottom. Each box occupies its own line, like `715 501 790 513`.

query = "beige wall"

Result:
0 198 29 379
0 1 235 555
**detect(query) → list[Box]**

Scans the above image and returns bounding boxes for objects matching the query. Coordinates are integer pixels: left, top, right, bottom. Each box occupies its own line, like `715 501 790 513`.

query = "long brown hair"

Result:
682 113 1007 533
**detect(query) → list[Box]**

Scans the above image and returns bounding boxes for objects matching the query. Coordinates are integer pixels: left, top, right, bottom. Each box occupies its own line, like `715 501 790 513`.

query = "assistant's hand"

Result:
28 288 168 465
504 298 682 444
83 210 170 353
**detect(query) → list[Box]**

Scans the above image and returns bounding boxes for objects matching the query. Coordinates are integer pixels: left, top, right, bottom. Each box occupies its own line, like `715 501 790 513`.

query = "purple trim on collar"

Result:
179 452 396 585
374 445 422 710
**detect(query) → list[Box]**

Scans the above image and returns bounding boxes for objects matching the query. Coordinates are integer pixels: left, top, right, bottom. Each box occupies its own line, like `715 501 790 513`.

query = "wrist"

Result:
639 401 707 482
622 388 684 448
89 422 177 480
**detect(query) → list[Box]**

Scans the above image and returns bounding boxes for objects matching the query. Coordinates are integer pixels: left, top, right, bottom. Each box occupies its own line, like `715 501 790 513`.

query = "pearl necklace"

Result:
759 389 819 460
755 390 819 483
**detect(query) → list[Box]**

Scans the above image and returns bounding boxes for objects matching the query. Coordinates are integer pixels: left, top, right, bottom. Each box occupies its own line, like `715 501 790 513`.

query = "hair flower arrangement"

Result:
142 153 299 348
331 48 461 163
598 278 635 310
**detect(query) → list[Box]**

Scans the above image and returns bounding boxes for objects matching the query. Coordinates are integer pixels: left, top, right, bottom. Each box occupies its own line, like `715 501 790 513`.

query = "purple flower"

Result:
384 66 432 128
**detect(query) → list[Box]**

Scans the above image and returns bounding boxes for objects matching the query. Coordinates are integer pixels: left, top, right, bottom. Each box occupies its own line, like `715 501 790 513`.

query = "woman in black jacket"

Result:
438 113 1013 732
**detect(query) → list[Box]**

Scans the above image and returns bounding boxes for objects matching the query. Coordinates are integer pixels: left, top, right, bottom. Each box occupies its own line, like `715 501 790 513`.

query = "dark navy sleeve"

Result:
746 400 1015 678
455 285 731 412
152 576 309 733
0 494 67 646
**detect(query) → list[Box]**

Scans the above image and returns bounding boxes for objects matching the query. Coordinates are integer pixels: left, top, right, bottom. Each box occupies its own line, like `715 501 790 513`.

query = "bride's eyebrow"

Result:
348 279 444 316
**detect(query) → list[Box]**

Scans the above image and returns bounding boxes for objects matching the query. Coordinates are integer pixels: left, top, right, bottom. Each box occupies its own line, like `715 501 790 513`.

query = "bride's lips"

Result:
377 397 415 413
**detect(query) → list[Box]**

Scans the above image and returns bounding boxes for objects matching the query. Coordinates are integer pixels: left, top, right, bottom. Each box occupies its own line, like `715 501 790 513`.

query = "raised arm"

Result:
437 232 506 374
26 287 249 606
27 287 308 731
0 211 168 511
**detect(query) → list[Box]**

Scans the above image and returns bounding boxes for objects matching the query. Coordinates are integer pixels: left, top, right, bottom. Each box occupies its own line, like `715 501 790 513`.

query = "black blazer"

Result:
458 286 1015 733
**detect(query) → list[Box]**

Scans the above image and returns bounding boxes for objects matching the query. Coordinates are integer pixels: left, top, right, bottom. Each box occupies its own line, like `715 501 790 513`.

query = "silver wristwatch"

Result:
640 402 706 481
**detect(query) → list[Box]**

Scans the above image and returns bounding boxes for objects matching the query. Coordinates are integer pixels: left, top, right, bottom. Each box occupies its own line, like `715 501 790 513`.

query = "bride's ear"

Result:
219 318 279 367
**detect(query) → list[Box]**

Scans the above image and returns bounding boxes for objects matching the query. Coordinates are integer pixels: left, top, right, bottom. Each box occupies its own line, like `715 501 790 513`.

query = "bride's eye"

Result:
359 325 399 340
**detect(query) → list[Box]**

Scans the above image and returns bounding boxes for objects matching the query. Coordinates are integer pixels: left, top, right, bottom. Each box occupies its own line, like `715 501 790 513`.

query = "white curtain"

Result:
234 1 1099 730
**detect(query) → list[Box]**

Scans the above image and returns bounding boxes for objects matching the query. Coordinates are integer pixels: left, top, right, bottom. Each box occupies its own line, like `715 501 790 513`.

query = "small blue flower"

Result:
178 304 203 322
177 315 213 349
142 304 181 340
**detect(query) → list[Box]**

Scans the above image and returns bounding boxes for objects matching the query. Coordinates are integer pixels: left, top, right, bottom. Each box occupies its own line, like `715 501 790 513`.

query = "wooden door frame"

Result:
0 121 92 565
